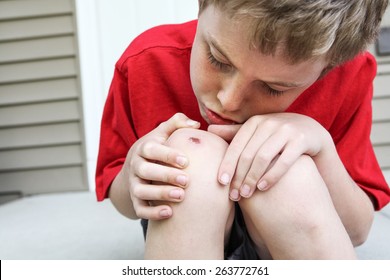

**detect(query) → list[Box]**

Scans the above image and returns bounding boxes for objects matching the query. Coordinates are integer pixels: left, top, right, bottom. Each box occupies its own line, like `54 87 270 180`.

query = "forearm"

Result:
314 138 374 246
109 168 138 220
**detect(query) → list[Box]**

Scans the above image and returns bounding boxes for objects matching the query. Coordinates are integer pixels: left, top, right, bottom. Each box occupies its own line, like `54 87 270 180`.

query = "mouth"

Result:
204 107 237 125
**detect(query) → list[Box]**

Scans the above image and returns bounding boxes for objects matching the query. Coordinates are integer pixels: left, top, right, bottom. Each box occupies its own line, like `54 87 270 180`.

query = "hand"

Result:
208 113 332 200
124 113 200 220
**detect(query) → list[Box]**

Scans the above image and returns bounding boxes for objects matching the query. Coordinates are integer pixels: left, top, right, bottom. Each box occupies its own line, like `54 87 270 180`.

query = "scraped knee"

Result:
166 128 229 179
165 128 230 205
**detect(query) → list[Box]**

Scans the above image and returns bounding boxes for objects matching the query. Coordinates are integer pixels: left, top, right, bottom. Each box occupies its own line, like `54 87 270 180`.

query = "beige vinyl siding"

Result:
0 0 87 200
368 8 390 176
372 66 390 171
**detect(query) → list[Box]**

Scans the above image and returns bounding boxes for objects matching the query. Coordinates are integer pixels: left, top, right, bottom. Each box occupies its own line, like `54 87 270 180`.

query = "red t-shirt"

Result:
96 20 390 210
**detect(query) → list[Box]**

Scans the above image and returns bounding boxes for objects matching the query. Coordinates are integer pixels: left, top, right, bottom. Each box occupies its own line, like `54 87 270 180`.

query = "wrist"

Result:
109 168 138 219
313 131 339 174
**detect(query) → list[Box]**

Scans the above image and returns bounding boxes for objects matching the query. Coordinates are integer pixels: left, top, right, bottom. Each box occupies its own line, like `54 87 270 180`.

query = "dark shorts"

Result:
140 203 259 260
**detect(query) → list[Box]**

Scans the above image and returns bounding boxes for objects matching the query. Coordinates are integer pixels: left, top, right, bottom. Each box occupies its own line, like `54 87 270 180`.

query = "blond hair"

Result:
198 0 388 66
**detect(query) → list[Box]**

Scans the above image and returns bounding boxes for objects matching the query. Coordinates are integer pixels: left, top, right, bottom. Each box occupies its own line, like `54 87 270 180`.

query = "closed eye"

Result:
207 51 232 72
263 83 285 96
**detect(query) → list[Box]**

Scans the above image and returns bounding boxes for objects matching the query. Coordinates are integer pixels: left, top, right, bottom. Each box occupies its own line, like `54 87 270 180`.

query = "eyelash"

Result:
207 50 286 97
264 84 285 96
207 52 231 71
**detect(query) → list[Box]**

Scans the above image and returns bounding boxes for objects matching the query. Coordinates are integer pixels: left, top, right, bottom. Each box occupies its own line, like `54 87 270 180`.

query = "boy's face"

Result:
190 5 328 125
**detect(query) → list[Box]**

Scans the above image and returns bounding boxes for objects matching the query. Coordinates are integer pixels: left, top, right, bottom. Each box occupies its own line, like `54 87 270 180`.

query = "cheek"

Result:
190 50 219 97
190 62 219 99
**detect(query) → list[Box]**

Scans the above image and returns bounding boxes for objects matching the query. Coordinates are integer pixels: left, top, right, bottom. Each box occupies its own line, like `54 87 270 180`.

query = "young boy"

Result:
96 0 390 259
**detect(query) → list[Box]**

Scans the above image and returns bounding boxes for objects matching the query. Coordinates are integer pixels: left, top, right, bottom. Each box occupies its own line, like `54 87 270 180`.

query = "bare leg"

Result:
144 128 234 259
239 155 356 259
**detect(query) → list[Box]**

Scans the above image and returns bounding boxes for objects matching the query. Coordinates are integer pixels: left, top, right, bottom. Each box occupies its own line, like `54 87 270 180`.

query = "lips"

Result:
204 108 237 125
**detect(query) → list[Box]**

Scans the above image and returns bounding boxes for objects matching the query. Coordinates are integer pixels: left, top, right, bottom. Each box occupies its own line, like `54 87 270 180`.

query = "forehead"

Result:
197 5 328 86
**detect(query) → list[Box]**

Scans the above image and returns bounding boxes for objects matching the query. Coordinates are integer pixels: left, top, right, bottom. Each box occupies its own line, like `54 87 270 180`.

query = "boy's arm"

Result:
109 168 137 219
314 139 374 246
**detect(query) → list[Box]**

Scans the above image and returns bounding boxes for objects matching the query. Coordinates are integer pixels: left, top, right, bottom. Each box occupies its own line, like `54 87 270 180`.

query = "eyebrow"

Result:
265 80 303 88
208 34 304 89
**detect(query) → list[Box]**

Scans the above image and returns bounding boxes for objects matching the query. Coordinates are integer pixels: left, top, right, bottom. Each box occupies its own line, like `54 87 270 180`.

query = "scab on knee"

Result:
189 137 201 144
166 128 228 167
164 128 232 214
167 128 227 150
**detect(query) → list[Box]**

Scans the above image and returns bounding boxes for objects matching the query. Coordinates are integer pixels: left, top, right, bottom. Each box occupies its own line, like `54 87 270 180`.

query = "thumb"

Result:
156 113 200 140
207 124 241 142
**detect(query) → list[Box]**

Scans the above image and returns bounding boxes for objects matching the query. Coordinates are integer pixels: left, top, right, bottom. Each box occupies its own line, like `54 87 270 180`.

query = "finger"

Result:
207 124 242 142
139 141 189 168
240 130 288 195
133 198 173 220
228 127 273 198
257 142 304 191
156 113 200 140
135 161 189 188
218 123 256 187
132 183 185 202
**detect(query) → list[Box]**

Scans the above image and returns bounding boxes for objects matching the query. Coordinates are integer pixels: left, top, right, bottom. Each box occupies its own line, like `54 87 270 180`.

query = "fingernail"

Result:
176 156 188 167
176 175 188 186
257 180 268 191
169 189 184 199
160 209 172 218
230 189 240 201
220 173 230 185
186 119 199 126
240 184 251 197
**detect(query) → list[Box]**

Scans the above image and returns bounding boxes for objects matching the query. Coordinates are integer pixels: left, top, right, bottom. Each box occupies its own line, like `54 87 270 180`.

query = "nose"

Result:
217 76 247 112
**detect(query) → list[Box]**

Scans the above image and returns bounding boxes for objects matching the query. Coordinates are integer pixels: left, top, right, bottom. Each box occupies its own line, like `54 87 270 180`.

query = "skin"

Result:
145 127 355 259
108 4 375 258
190 5 374 245
144 128 234 259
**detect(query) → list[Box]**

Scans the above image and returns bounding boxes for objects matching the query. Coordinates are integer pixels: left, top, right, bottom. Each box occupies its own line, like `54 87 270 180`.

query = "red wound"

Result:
189 137 201 144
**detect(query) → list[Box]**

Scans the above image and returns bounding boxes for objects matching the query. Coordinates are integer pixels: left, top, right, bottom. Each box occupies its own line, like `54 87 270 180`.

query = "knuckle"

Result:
165 171 178 185
162 188 176 201
165 150 176 165
141 141 155 158
132 186 144 199
172 112 185 122
239 151 253 164
256 152 272 165
280 123 301 139
277 157 291 171
176 112 185 118
247 115 260 125
136 162 149 178
134 207 144 219
230 178 242 190
280 122 294 132
264 172 279 186
245 171 260 186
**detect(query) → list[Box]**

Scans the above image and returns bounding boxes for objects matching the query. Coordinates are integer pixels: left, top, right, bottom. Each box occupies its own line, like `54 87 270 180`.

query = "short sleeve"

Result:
95 65 136 201
335 80 390 210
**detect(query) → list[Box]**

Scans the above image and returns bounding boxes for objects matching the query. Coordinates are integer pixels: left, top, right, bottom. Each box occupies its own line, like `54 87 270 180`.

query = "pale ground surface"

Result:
0 191 389 260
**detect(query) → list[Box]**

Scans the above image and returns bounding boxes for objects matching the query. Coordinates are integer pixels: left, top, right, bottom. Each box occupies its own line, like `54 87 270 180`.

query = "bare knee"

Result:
238 156 356 258
164 128 233 215
166 128 229 194
166 128 229 168
240 155 337 238
145 128 234 259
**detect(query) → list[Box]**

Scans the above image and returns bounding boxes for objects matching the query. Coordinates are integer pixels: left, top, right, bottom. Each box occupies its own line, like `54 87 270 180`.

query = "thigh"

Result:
238 155 354 259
